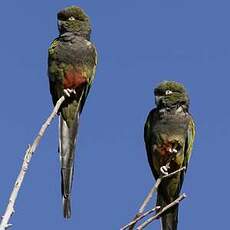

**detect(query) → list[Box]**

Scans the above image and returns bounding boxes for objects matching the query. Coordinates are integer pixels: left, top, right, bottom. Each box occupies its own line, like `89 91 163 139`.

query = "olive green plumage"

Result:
57 6 91 39
48 37 97 127
144 81 195 230
47 6 97 219
48 6 97 125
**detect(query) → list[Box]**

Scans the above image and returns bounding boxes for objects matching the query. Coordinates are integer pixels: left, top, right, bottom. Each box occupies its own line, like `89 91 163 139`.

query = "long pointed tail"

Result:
161 206 178 230
59 114 79 218
157 194 179 230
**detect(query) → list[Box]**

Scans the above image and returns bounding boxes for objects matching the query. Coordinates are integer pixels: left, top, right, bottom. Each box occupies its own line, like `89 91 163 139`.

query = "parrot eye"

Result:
68 16 76 21
165 90 173 95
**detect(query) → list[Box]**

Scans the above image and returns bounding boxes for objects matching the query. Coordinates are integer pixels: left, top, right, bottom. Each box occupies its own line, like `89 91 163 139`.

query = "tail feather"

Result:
157 194 178 230
161 205 178 230
59 114 79 219
61 167 74 218
63 196 71 219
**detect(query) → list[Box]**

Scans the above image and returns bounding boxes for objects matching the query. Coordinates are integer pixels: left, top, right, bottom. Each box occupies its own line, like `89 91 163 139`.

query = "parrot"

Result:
47 6 97 218
144 81 195 230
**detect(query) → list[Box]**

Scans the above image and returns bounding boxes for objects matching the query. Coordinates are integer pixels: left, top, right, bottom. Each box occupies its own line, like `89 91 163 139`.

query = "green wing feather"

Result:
178 116 195 193
48 39 64 106
144 109 159 180
79 45 97 113
183 117 195 170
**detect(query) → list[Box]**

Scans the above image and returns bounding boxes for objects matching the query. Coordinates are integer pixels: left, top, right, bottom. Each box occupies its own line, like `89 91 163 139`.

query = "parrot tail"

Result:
63 188 71 218
157 194 179 230
59 114 79 219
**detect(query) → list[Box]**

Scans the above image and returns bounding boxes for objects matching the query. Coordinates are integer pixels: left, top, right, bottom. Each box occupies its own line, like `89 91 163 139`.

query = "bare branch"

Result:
0 96 66 230
162 167 186 180
136 193 187 230
120 206 160 230
124 166 186 230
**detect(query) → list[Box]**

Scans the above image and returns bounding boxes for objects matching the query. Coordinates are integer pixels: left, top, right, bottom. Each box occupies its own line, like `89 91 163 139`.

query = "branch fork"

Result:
121 166 186 230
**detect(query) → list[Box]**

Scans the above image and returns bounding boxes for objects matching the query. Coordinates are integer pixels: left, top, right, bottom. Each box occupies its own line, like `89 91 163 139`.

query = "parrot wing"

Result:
178 116 195 193
144 109 159 180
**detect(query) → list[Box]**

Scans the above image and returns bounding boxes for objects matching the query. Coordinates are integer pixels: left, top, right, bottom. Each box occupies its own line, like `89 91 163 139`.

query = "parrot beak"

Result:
155 96 162 106
57 20 62 32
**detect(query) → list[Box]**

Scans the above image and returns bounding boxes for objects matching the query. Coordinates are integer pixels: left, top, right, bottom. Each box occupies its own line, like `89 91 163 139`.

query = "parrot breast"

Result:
63 66 87 89
153 141 178 156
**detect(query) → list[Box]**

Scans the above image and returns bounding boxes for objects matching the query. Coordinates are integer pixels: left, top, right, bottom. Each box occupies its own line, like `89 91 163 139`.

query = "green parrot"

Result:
48 6 97 218
144 81 195 230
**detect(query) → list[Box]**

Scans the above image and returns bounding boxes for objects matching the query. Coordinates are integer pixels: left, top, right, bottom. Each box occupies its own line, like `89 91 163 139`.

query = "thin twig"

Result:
0 96 66 230
162 167 186 180
125 166 186 230
136 193 187 230
120 206 160 230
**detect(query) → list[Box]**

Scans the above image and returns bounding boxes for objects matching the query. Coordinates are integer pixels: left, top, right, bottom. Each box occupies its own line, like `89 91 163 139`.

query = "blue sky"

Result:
0 0 229 229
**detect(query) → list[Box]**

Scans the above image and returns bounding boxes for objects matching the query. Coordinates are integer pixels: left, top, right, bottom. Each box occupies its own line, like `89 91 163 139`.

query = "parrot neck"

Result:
158 105 187 115
59 31 90 41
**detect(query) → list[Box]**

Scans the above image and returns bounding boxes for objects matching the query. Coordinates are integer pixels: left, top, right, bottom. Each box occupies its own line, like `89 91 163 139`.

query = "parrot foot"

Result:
64 88 76 97
160 164 170 175
168 148 177 154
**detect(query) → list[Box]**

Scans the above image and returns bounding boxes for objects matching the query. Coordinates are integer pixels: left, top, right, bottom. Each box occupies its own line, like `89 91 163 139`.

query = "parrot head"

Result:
57 6 91 39
154 81 189 109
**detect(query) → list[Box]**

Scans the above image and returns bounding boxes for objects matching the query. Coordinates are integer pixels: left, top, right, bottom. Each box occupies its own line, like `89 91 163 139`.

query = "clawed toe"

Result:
64 89 70 97
160 166 169 175
64 89 76 97
168 148 178 154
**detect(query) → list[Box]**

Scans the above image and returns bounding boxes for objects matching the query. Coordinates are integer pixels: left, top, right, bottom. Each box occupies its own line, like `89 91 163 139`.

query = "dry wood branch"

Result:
123 166 186 230
120 206 160 230
0 96 66 230
136 193 187 230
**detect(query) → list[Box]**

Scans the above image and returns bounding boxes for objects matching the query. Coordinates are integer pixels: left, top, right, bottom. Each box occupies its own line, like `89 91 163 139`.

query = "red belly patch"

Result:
158 142 173 156
63 65 87 89
154 141 178 157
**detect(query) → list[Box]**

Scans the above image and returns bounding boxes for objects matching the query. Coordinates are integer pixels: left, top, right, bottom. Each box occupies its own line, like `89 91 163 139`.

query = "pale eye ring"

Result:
68 16 76 21
165 90 173 95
